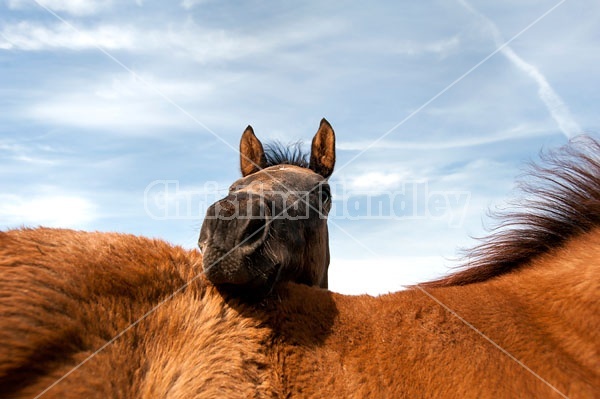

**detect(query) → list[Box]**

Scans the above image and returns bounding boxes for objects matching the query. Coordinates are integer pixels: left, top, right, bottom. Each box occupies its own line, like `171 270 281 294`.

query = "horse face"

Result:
199 120 335 297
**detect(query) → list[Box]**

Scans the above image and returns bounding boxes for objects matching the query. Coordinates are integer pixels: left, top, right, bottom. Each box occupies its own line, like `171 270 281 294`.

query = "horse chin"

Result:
211 266 279 301
203 248 248 284
203 247 279 297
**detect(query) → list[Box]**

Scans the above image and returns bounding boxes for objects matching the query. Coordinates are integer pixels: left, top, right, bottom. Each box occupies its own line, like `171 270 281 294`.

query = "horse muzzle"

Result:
199 195 271 286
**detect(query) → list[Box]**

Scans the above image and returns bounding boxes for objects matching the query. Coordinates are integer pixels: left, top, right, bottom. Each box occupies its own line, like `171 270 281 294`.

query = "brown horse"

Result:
199 118 335 296
1 134 599 398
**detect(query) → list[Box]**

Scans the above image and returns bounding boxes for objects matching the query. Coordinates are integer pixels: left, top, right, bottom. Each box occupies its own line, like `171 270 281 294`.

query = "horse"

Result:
1 129 599 398
198 118 335 297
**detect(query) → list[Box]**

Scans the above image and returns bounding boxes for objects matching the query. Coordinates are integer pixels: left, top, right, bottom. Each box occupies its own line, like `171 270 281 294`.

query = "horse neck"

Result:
492 227 600 367
429 226 600 325
420 227 600 389
496 227 600 327
417 237 599 395
267 229 600 397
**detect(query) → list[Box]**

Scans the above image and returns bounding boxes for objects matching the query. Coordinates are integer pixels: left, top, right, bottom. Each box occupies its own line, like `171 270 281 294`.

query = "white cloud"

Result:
337 123 554 151
0 22 136 50
0 18 343 64
7 0 113 16
0 20 248 57
0 194 97 228
91 73 215 101
0 141 61 165
344 171 411 192
497 46 582 138
340 35 461 59
393 35 460 57
458 0 582 139
30 100 179 130
26 73 216 131
160 17 345 64
180 0 211 10
1 17 344 131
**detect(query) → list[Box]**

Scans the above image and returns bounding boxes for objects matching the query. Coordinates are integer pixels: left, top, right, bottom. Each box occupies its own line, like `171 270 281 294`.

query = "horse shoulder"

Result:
0 228 203 397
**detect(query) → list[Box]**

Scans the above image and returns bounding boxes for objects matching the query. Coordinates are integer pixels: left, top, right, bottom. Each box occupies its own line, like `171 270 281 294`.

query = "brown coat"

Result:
1 226 598 398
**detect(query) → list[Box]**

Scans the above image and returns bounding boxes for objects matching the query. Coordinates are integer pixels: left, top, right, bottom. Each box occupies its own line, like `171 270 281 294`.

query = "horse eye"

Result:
320 187 331 204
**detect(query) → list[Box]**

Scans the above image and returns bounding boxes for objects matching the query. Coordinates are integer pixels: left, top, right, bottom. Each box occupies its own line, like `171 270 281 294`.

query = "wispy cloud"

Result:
0 21 135 50
24 72 217 131
0 18 344 63
7 0 113 16
342 171 411 192
180 0 212 9
394 35 461 57
0 20 248 58
337 123 553 151
0 140 61 165
458 0 581 139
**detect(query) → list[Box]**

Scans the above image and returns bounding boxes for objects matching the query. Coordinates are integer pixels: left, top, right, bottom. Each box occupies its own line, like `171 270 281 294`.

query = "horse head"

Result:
199 119 335 296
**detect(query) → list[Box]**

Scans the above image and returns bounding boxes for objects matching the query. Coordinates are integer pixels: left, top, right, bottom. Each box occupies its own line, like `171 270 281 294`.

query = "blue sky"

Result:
1 0 599 295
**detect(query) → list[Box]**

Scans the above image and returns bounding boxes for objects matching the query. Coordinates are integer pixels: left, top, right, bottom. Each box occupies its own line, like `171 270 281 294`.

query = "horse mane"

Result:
264 141 309 168
422 136 600 288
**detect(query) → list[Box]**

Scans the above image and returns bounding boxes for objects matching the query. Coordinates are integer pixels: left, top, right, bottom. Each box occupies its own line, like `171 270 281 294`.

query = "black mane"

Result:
264 141 309 168
423 136 600 288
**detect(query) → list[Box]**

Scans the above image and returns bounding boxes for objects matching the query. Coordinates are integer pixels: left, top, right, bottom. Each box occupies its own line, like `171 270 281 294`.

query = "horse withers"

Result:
198 119 335 296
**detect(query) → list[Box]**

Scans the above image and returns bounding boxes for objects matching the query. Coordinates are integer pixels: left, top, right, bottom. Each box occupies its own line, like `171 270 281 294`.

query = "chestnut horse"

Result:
1 129 599 398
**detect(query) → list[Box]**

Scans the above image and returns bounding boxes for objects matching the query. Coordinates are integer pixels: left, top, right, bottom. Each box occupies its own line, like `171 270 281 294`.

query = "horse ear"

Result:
309 118 336 178
240 126 267 177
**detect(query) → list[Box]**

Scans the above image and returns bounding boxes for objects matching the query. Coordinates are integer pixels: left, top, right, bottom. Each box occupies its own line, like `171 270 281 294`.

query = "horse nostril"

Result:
237 200 270 250
238 215 269 248
198 240 207 254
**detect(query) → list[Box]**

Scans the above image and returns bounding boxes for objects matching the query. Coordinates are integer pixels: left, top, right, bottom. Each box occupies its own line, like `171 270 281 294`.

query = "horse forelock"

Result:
263 141 309 168
423 136 600 288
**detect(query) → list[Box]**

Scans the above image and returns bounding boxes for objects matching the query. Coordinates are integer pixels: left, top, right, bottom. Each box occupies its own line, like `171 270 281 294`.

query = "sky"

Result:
1 0 599 295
